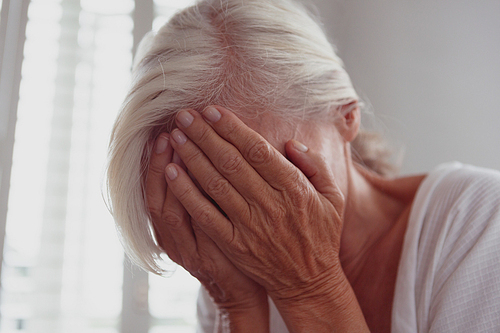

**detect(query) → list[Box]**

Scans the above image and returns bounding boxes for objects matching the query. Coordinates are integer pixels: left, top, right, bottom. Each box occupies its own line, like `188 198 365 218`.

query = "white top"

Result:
392 162 500 332
197 163 500 333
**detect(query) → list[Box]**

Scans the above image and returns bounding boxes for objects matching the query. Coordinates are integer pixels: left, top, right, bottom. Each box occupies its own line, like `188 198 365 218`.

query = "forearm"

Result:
271 268 369 333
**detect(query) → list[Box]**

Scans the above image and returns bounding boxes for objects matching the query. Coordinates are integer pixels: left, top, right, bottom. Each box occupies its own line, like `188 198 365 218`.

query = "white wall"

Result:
312 0 500 174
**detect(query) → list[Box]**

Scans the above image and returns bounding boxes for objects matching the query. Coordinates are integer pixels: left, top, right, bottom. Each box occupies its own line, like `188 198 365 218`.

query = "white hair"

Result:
107 0 367 274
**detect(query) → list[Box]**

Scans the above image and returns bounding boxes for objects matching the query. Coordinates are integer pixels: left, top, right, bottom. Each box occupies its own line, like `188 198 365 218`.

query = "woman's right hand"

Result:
146 133 269 332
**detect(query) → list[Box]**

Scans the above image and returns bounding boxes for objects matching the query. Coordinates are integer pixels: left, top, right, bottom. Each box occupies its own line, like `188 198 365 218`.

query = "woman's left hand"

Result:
146 132 270 332
165 106 368 332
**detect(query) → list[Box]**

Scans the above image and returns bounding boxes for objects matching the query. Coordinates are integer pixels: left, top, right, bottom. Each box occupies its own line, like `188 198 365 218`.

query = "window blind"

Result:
0 0 199 332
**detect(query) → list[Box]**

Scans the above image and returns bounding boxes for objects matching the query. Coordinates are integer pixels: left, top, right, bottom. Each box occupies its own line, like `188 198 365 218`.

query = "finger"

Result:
285 139 344 210
153 153 194 267
160 185 198 267
198 105 300 190
172 150 184 168
173 109 273 200
151 220 182 265
164 162 234 249
169 127 253 220
189 222 234 279
146 133 173 224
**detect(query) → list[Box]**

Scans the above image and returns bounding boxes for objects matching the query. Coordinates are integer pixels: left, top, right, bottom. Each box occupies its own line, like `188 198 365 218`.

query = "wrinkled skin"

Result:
147 105 370 332
146 133 269 332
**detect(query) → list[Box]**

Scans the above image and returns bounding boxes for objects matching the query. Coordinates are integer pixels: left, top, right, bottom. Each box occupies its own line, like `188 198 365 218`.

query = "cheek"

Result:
321 140 349 196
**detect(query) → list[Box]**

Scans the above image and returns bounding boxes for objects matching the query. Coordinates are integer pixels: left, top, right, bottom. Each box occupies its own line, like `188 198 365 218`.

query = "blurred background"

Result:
0 0 498 332
315 0 500 174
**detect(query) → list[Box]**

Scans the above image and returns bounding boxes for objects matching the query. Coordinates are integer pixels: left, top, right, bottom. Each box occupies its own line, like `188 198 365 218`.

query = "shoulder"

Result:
414 162 500 275
424 162 500 204
415 162 500 239
409 162 500 332
429 162 500 203
417 161 500 273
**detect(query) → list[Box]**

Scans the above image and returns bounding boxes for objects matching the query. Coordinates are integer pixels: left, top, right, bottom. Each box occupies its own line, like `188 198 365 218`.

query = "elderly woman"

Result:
106 0 500 332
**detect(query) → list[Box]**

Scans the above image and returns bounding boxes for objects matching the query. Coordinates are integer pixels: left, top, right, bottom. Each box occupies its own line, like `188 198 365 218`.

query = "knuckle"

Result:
266 204 287 222
147 150 168 175
196 260 215 279
230 239 249 257
246 139 273 165
182 147 204 167
220 119 239 141
284 169 303 187
162 208 184 229
219 151 244 175
176 184 194 203
191 204 214 227
195 124 213 144
206 176 232 199
148 162 165 178
288 188 309 209
286 178 314 208
286 173 307 196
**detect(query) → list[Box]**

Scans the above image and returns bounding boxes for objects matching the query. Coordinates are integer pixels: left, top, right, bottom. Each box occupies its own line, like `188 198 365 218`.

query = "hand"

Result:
146 134 269 332
165 106 369 332
165 106 344 297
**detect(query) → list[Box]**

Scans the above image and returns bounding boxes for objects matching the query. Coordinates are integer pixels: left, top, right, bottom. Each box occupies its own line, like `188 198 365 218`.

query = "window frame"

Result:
0 0 30 297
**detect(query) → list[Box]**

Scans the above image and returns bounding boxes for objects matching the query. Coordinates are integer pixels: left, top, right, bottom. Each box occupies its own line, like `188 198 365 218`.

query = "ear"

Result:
334 101 360 142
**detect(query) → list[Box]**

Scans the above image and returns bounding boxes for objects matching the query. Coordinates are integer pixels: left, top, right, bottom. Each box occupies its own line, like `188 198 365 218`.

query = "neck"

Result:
340 163 407 276
336 153 425 331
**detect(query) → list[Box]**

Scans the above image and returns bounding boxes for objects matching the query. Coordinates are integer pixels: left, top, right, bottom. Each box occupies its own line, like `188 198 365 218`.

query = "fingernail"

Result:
166 165 178 180
155 135 169 154
177 110 194 128
202 106 221 123
172 129 187 144
292 140 308 153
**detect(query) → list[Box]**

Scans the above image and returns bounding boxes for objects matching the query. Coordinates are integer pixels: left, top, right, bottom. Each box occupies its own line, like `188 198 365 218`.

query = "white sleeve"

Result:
196 286 216 333
424 166 500 332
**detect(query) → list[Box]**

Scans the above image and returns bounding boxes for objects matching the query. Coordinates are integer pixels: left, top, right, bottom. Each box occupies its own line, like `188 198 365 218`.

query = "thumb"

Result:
285 139 344 209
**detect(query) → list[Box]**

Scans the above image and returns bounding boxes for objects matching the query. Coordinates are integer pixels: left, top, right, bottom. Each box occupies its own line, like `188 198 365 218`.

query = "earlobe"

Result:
335 102 360 143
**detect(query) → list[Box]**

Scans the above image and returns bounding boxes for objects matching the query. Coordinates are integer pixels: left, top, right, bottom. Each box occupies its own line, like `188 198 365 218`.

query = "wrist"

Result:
215 289 269 333
216 305 269 333
270 266 369 333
